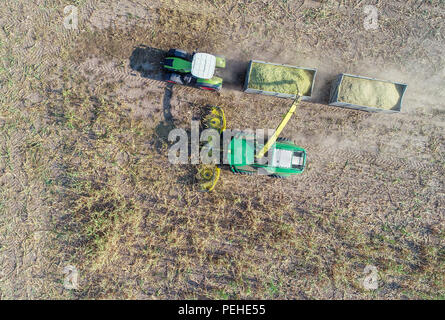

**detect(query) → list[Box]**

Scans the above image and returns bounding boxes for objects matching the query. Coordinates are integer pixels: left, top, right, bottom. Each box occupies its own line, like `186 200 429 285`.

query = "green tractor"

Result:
197 94 307 191
163 49 226 91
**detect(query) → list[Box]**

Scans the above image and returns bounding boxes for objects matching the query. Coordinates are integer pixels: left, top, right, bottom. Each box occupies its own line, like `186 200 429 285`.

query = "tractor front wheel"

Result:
198 83 221 91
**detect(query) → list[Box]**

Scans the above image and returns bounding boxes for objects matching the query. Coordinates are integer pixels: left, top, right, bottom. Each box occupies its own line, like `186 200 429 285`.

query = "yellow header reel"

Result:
203 106 226 133
196 164 221 192
196 106 226 192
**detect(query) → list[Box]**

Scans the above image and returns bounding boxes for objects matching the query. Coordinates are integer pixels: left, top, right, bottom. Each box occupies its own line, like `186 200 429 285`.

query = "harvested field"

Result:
0 0 444 300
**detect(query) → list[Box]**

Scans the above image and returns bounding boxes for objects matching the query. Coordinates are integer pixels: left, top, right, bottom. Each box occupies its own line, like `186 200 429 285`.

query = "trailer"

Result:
243 60 317 100
329 73 408 113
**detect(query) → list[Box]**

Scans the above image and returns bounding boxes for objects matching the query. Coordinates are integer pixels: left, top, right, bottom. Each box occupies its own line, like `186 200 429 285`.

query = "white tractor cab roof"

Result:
191 53 216 79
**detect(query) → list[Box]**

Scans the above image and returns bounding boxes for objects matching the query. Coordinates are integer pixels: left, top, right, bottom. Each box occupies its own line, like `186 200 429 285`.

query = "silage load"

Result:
338 76 401 110
248 62 313 96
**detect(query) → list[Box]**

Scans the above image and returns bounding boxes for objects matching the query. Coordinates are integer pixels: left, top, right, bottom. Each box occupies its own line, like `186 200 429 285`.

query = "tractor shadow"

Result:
128 45 177 152
129 45 166 81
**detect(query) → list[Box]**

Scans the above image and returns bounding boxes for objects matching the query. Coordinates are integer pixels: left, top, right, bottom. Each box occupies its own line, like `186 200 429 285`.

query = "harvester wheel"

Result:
270 174 287 179
232 167 255 175
196 165 221 192
276 137 292 143
238 171 255 176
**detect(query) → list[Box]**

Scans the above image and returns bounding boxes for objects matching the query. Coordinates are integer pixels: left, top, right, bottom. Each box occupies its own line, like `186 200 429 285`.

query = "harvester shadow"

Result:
154 85 198 186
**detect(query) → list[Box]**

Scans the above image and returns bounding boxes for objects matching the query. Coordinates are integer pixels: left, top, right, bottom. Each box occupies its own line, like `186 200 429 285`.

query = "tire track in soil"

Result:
309 148 434 171
16 0 113 74
74 60 167 90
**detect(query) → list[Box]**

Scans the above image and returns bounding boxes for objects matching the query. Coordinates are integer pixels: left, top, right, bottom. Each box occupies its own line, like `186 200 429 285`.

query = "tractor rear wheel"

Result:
167 49 193 61
164 73 182 85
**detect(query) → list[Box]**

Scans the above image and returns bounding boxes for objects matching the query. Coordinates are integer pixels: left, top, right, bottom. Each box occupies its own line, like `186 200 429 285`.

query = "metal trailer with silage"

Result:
243 60 317 101
329 73 408 113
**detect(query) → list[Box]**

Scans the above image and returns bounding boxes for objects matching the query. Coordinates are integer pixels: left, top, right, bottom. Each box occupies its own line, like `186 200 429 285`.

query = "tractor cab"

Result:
191 53 216 79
